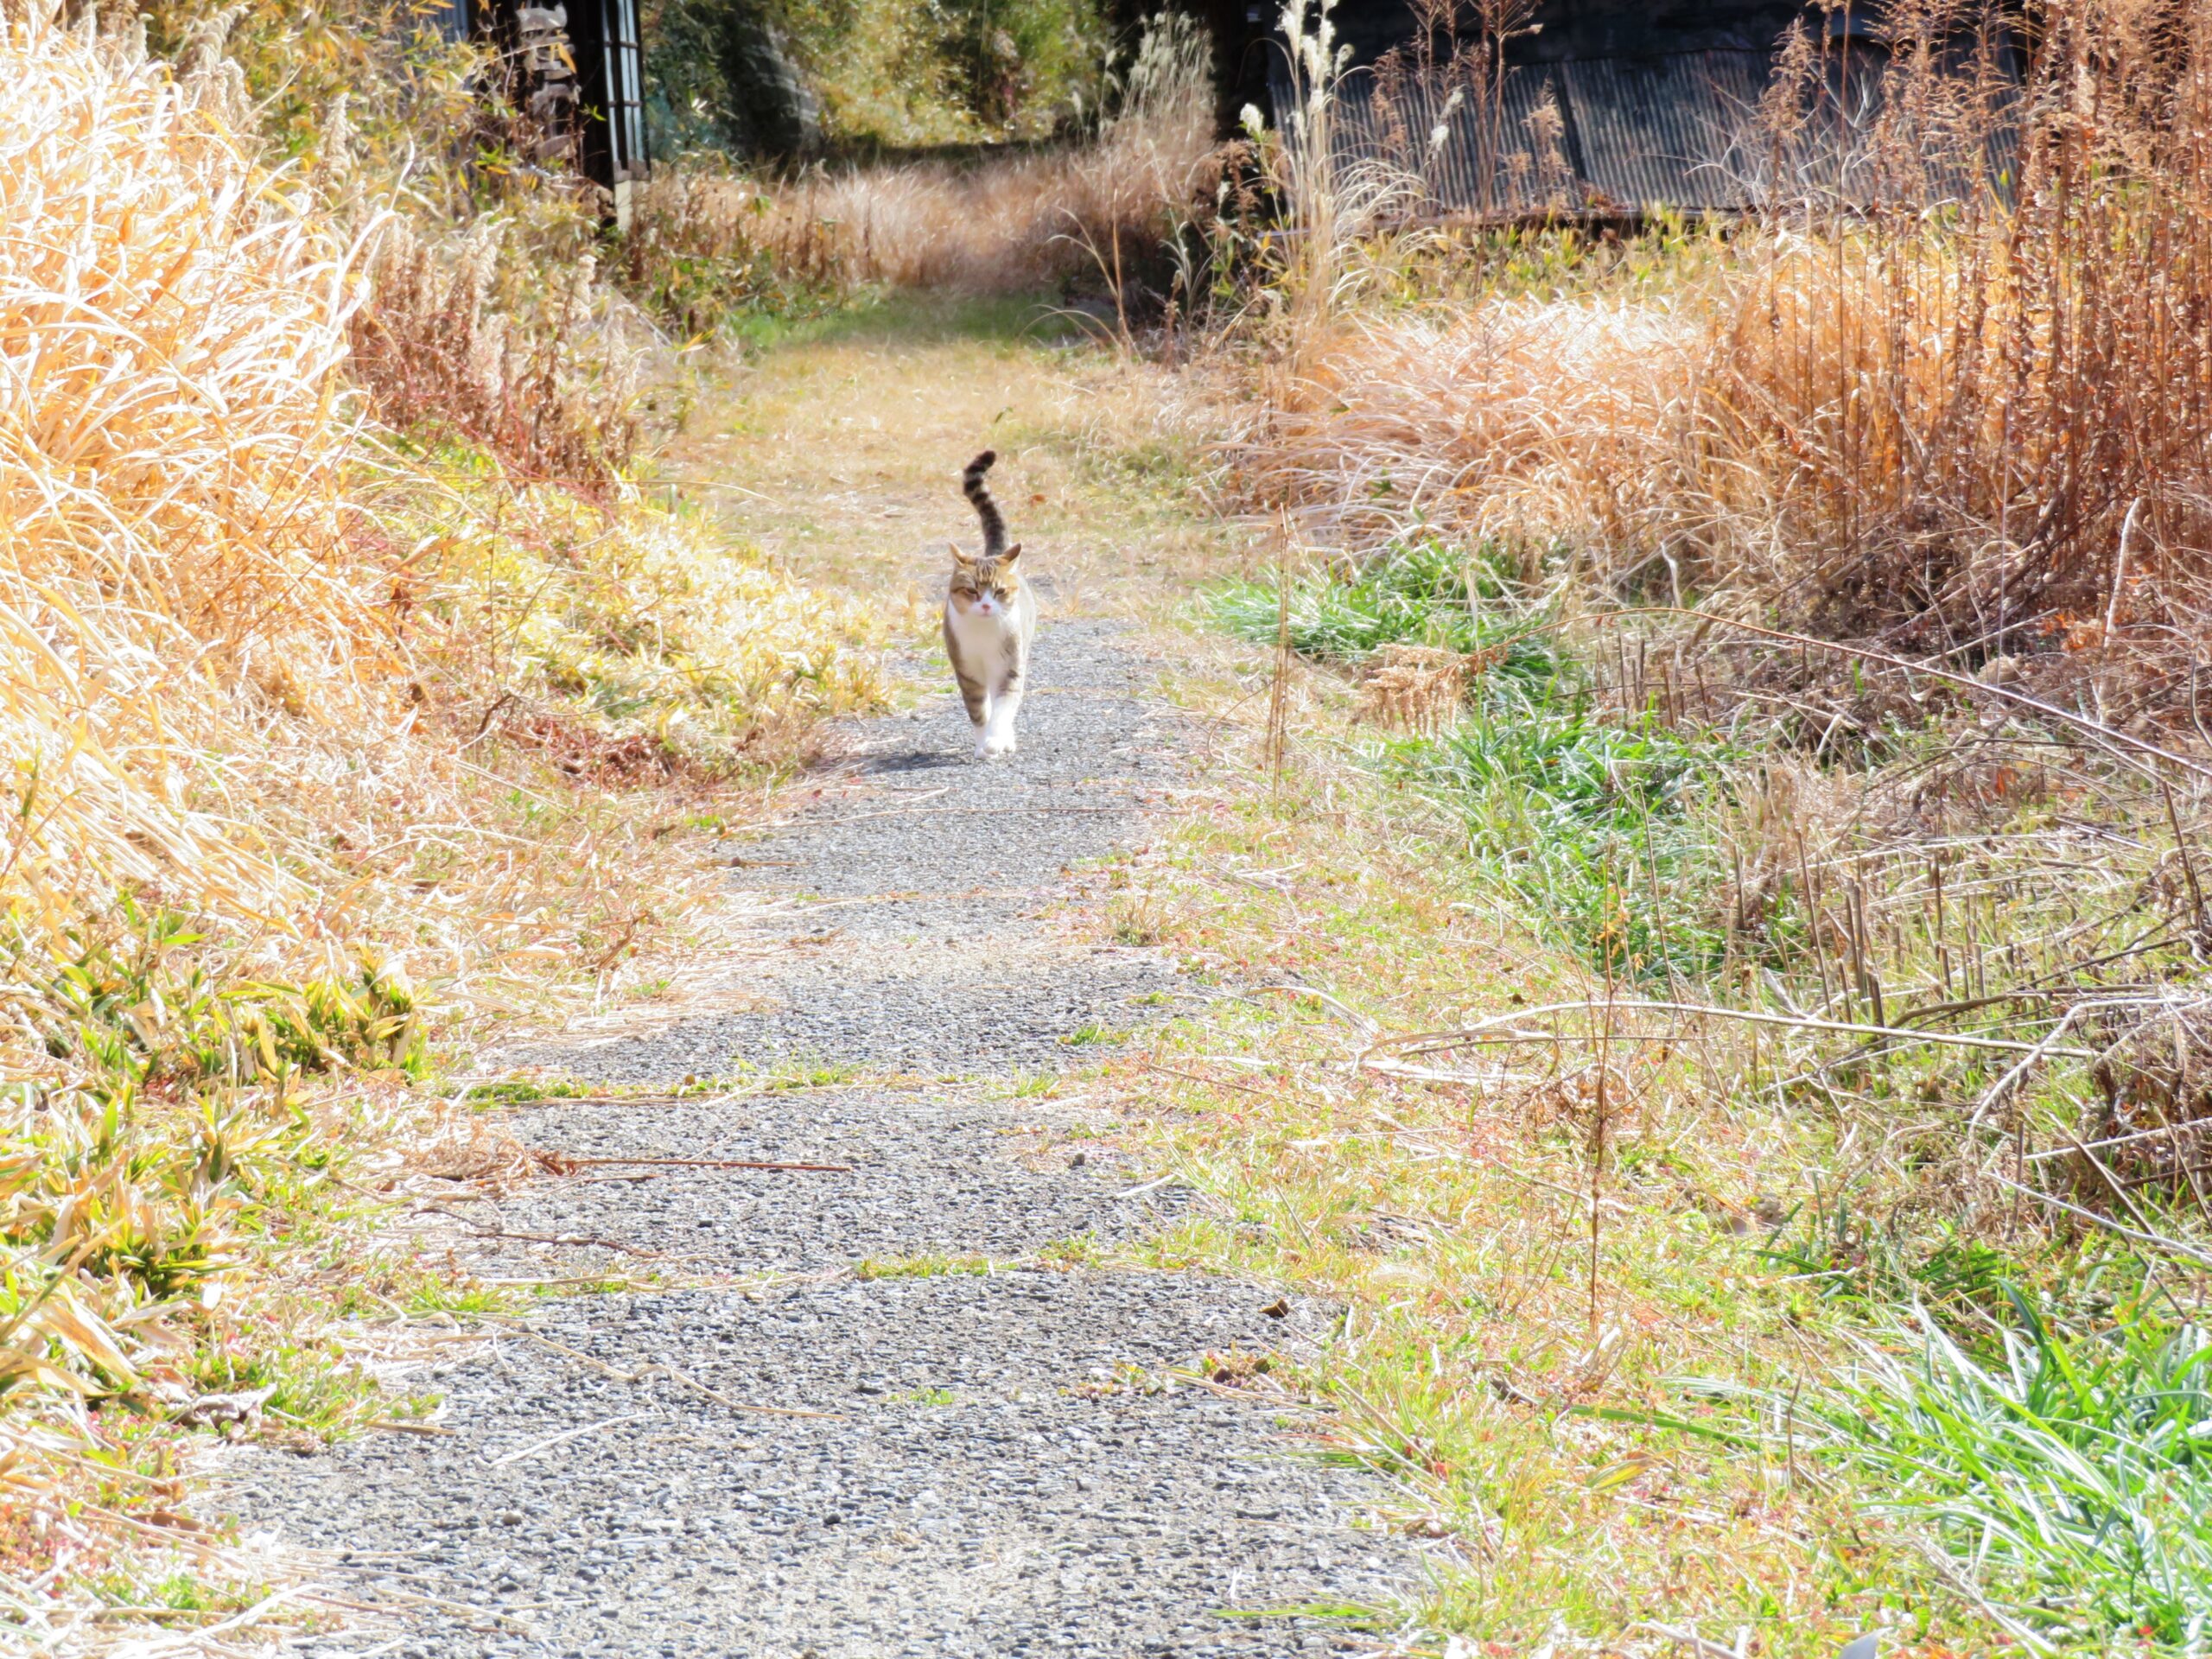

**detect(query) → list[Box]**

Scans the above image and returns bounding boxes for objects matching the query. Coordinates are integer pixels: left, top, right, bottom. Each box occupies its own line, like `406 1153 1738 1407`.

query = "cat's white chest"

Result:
944 599 1026 670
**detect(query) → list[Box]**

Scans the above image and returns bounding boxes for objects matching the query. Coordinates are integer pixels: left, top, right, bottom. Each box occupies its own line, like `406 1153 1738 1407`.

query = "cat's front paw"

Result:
982 729 1018 756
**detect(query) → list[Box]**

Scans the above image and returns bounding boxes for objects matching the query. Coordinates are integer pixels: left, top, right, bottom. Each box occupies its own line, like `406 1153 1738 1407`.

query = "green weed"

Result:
1037 1236 1104 1268
727 1054 866 1090
1777 1301 2212 1649
1393 672 1732 982
1211 536 1554 678
462 1077 597 1106
403 1280 519 1318
854 1253 993 1281
891 1385 958 1406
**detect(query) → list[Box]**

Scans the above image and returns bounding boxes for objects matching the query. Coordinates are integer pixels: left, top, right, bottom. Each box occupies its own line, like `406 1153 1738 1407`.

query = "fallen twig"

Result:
1988 1174 2212 1268
1256 982 1380 1036
539 1153 854 1173
486 1413 647 1467
1643 607 2212 785
1114 1173 1179 1200
1965 1007 2084 1130
1137 1060 1268 1096
1642 1623 1743 1659
414 1205 702 1262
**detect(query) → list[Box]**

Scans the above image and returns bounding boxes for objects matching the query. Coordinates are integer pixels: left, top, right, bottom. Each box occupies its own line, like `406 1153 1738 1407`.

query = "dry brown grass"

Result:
1233 0 2212 708
1236 296 1705 575
1356 642 1504 732
349 218 646 493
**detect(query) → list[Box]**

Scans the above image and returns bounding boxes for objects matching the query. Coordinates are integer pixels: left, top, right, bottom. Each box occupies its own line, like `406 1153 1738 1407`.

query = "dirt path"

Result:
224 302 1408 1656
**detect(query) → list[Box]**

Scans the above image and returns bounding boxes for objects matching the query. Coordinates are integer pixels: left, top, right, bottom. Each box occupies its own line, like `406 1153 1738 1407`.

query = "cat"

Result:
943 449 1037 759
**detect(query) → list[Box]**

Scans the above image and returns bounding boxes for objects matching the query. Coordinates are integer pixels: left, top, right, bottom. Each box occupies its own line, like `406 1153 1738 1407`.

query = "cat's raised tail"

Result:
962 449 1007 558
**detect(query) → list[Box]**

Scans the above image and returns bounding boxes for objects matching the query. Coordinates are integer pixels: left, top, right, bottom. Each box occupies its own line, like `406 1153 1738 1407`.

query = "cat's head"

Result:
946 541 1023 620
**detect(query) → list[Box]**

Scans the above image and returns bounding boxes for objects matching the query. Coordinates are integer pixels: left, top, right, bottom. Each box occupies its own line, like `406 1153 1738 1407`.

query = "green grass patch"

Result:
1037 1236 1105 1268
1390 669 1734 982
462 1077 601 1106
1209 537 1745 980
724 1054 867 1090
1781 1300 2212 1649
403 1280 522 1319
854 1253 993 1281
1211 535 1554 682
1059 1023 1128 1046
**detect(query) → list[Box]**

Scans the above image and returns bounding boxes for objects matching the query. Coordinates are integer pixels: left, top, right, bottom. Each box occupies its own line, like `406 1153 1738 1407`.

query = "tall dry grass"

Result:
1237 0 2212 706
350 218 645 491
0 13 882 1624
1717 0 2212 675
1 10 376 945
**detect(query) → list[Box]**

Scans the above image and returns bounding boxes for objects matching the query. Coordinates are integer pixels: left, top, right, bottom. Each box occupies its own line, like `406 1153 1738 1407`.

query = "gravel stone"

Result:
222 623 1414 1655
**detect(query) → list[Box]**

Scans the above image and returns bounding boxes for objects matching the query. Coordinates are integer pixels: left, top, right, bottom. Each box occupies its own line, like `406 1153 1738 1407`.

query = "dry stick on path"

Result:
486 1413 651 1468
540 1153 855 1173
413 1204 708 1262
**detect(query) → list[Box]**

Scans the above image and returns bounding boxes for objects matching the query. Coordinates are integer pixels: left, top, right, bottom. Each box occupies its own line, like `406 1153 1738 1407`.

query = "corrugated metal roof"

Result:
427 0 473 44
1268 44 1885 218
1271 55 1583 216
1562 52 1770 210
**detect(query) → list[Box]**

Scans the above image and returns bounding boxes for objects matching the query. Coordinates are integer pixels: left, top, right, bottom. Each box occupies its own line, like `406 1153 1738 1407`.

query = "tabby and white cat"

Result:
944 449 1037 759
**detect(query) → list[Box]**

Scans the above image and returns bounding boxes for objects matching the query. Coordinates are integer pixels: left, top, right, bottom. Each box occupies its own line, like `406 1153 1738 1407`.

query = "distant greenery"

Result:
643 0 1114 155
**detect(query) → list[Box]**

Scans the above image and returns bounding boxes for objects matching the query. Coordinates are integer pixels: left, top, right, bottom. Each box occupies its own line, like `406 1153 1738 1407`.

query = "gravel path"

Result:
221 615 1413 1655
520 620 1192 1083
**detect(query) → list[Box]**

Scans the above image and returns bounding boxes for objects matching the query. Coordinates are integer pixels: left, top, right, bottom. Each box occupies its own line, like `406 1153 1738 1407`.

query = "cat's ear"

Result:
948 541 976 565
999 543 1023 565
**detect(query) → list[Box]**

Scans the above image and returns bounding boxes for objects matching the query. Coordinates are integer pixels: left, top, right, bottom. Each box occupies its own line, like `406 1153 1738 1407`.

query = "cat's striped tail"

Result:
962 450 1007 557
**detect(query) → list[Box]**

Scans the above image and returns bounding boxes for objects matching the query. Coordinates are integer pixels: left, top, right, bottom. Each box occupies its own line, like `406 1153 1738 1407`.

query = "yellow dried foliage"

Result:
1 12 373 943
0 16 882 1621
